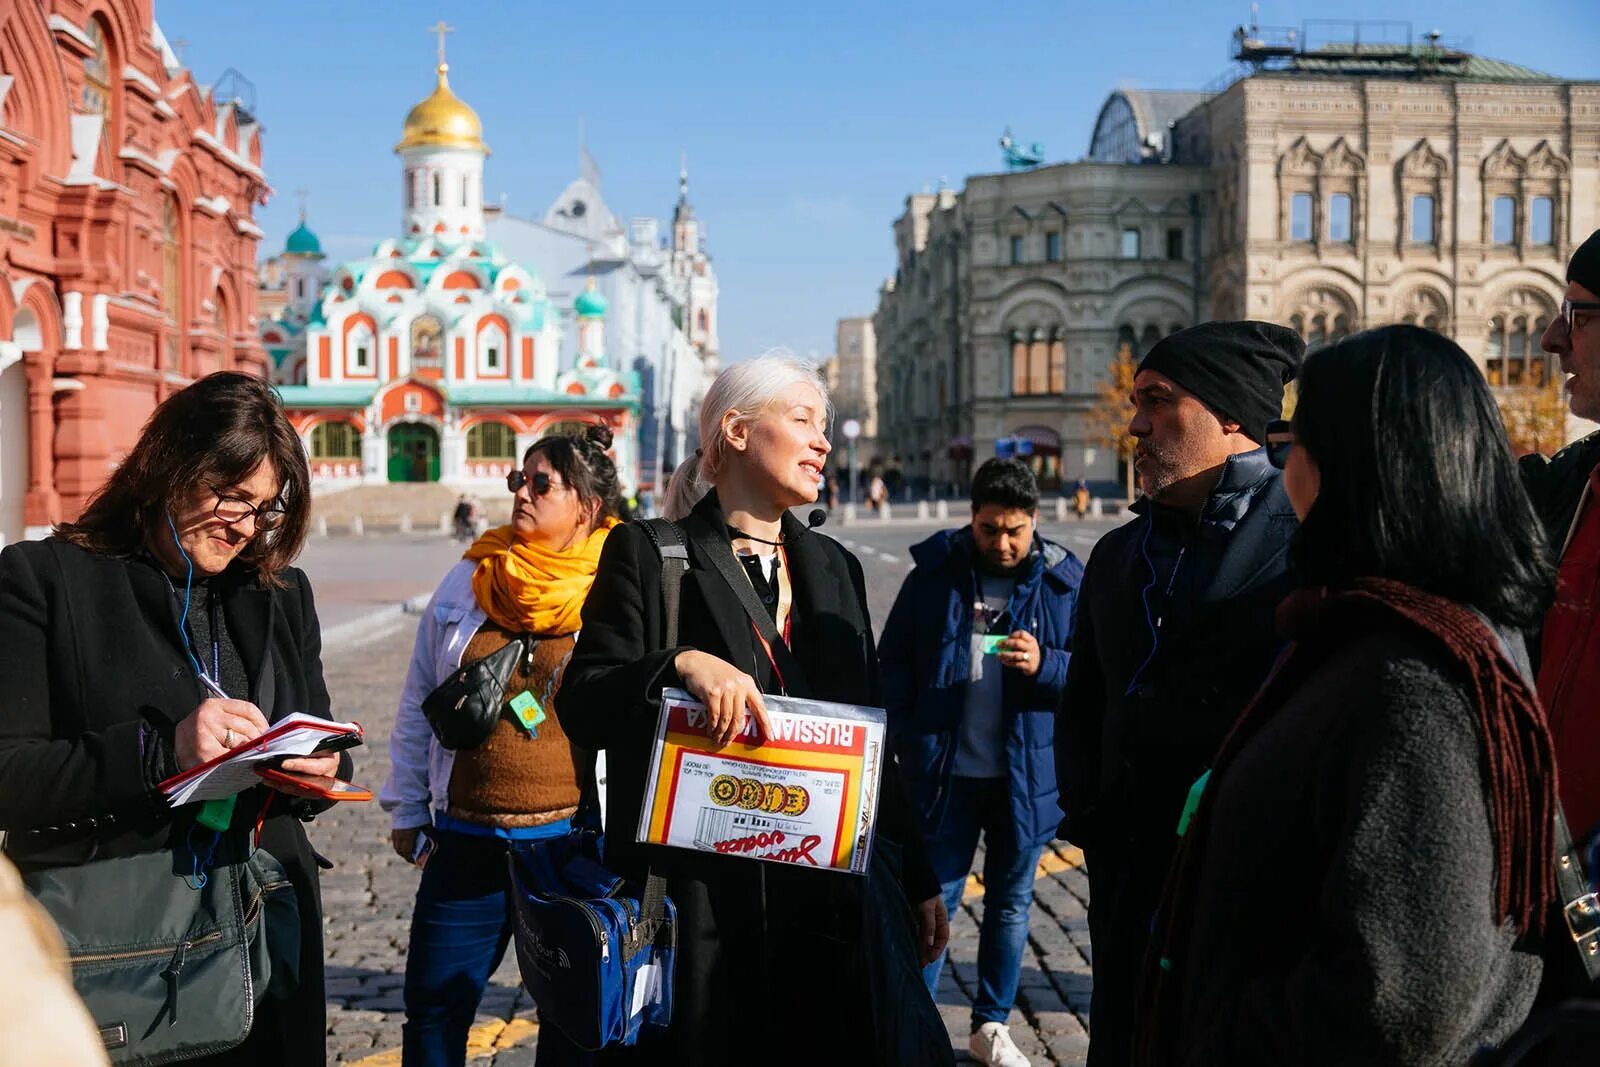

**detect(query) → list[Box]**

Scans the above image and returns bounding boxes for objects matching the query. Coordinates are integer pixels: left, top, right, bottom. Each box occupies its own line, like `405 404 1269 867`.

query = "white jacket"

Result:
378 560 485 830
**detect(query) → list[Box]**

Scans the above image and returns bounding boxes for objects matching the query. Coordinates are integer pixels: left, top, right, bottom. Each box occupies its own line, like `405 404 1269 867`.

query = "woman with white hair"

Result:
559 354 951 1064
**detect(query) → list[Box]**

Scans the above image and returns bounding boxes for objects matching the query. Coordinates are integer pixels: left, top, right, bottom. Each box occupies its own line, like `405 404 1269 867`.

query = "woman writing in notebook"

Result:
380 423 624 1066
0 372 348 1064
561 355 950 1065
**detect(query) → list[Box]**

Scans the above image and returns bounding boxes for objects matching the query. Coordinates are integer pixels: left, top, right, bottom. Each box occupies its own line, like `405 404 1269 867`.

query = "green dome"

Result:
575 283 607 318
285 221 323 257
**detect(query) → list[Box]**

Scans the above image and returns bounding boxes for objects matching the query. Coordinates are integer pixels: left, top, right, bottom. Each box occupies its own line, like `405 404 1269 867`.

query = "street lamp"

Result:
842 418 861 505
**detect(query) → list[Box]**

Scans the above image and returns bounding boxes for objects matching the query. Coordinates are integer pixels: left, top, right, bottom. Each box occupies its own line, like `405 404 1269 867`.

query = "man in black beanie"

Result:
1055 320 1303 1066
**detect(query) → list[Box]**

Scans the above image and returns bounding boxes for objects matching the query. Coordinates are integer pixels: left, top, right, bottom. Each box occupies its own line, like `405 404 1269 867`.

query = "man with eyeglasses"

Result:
1521 228 1600 866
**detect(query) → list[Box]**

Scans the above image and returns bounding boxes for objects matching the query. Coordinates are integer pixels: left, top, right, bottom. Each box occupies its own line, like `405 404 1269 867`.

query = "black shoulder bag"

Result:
422 631 531 751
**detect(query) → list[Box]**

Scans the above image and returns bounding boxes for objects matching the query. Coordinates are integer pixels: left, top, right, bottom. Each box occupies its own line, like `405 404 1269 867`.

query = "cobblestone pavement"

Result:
306 519 1118 1064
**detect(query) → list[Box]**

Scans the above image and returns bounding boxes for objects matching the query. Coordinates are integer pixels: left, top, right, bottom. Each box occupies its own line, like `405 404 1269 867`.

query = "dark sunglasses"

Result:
210 487 287 531
1264 419 1295 470
506 469 563 496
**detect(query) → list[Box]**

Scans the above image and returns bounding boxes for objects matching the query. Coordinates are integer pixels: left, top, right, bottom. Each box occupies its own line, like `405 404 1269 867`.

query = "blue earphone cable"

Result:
166 512 224 883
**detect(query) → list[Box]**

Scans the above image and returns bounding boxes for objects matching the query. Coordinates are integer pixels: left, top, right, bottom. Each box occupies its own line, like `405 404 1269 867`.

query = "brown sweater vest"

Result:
445 623 584 829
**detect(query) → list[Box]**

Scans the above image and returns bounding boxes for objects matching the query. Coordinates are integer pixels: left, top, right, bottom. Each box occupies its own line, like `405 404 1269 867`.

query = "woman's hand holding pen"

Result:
174 697 270 769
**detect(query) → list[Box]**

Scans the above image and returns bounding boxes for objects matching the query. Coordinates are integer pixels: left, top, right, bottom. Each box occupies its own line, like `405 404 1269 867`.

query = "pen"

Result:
197 672 230 702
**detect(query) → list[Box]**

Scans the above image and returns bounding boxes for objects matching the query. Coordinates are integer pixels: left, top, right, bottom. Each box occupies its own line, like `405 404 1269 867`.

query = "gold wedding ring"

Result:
224 727 235 748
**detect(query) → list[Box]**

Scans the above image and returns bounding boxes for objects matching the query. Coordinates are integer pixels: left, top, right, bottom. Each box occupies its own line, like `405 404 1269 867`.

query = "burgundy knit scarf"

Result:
1133 578 1557 1065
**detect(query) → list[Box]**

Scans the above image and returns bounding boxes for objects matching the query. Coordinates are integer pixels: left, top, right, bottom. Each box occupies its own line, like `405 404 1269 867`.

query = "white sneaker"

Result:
968 1021 1031 1067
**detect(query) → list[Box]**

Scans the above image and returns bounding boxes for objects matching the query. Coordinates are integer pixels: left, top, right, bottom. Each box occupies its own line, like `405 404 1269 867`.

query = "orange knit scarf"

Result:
463 518 618 635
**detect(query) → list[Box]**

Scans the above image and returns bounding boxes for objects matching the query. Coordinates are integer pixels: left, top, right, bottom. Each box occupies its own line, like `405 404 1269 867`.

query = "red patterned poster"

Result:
636 688 887 875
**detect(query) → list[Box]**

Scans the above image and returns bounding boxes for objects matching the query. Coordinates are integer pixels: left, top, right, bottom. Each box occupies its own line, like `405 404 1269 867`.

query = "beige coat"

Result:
0 853 109 1066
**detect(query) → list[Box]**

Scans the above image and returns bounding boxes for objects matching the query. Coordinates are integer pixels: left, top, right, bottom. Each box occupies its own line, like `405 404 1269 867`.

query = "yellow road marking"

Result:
963 842 1083 903
347 845 1083 1063
346 1014 540 1066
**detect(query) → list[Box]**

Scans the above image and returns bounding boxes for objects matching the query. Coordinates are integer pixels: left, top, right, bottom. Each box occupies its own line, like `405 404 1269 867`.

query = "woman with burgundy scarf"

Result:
1135 326 1560 1066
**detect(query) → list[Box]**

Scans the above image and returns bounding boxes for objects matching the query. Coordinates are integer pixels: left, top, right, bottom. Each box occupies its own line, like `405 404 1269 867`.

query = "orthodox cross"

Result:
294 188 309 221
429 21 454 67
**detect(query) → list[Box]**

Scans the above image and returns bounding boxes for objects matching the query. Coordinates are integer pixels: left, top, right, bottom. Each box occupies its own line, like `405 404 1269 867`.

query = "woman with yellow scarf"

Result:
380 424 622 1067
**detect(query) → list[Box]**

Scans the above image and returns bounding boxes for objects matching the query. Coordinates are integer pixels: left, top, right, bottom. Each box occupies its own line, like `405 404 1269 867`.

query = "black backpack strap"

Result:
630 517 690 951
639 518 689 648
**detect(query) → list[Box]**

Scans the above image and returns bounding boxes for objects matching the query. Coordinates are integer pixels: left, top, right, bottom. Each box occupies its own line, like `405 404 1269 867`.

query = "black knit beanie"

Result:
1568 229 1600 296
1136 321 1305 444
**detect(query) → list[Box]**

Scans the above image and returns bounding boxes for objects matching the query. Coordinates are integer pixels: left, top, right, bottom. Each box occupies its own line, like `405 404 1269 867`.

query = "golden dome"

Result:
395 64 489 154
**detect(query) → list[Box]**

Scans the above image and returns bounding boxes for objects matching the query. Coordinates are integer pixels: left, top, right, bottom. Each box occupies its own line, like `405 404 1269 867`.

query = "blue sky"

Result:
156 0 1595 364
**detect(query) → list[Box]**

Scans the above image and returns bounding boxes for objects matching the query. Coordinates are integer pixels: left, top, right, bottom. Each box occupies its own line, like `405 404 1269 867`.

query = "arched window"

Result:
82 19 111 118
1508 319 1527 385
467 422 517 461
1116 324 1137 362
347 323 375 374
310 421 361 460
1049 332 1066 394
162 193 181 370
478 324 507 374
407 171 416 209
1308 315 1327 351
432 172 442 207
1486 318 1506 386
1011 327 1061 396
1010 330 1028 395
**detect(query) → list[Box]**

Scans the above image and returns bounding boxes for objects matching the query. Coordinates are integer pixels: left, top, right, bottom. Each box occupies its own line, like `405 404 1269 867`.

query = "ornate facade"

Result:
0 1 269 545
875 31 1600 494
263 49 638 492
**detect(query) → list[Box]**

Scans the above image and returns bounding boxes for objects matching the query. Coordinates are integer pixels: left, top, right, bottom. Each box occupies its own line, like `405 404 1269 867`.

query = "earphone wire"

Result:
166 512 224 884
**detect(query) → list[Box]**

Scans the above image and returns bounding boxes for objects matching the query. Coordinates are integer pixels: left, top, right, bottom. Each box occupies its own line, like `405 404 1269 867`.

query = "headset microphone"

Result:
806 509 827 530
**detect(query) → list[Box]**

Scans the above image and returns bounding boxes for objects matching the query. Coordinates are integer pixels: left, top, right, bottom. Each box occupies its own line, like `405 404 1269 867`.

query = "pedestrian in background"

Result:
1072 479 1091 521
0 371 348 1064
1054 320 1303 1066
560 355 951 1065
880 458 1082 1067
381 425 624 1066
1137 325 1556 1064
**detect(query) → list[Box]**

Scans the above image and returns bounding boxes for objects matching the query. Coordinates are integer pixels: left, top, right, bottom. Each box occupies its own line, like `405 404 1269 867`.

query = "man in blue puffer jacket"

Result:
880 458 1082 1067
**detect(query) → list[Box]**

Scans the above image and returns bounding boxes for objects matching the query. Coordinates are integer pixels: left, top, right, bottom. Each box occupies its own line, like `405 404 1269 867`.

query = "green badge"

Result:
981 634 1007 655
196 795 236 832
1175 769 1211 837
509 691 546 736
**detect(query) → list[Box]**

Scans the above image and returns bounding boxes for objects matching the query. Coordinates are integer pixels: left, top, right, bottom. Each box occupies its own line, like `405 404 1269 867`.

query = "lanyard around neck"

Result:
747 545 793 694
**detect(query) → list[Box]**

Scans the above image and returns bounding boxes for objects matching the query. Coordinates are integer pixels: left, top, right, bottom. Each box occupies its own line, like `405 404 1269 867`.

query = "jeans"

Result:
401 829 589 1067
919 777 1044 1028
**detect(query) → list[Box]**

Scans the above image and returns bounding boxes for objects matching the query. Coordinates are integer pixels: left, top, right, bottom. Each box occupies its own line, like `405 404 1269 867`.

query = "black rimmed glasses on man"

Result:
1553 298 1600 341
210 487 287 532
506 469 566 497
1265 419 1295 471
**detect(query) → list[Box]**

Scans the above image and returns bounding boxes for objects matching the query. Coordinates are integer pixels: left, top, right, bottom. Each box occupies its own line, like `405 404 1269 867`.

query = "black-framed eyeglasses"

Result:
1264 419 1295 470
210 487 287 531
506 469 565 496
1557 299 1600 336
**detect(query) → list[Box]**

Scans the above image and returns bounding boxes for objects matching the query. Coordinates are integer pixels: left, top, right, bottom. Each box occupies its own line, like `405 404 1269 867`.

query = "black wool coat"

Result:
558 491 940 1067
0 538 347 1065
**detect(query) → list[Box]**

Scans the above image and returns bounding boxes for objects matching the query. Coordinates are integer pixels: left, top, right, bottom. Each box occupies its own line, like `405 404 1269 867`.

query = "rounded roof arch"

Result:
1088 89 1212 163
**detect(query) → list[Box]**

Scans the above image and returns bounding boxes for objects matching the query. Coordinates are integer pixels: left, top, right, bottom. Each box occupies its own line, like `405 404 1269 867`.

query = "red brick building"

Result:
0 1 269 545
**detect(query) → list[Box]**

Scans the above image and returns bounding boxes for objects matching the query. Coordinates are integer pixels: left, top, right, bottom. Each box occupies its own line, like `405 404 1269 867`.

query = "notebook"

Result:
160 712 364 806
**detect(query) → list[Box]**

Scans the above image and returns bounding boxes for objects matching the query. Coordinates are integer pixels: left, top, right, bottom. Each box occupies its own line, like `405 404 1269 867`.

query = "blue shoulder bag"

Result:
506 518 685 1050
